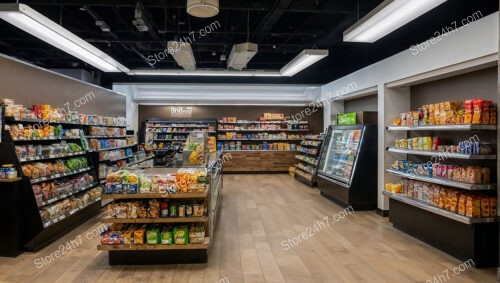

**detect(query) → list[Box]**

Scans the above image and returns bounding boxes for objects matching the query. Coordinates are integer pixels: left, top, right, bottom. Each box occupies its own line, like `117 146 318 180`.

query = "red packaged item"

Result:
464 100 473 124
472 99 484 124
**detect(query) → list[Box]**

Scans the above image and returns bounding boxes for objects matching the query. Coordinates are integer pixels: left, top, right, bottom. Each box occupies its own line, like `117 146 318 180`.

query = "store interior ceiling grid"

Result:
0 0 498 86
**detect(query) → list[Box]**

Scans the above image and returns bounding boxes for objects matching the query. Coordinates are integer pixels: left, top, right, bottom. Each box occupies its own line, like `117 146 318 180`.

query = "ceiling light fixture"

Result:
280 49 329 77
0 3 128 72
343 0 447 43
227 42 258 71
129 69 281 77
187 0 219 18
167 41 196 71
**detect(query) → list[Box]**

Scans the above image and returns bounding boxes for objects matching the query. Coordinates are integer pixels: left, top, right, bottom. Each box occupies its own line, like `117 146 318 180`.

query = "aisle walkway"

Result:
0 174 496 282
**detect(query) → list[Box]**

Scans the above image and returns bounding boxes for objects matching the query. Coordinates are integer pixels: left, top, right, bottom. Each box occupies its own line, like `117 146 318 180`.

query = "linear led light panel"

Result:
280 49 329 77
167 41 196 71
0 3 129 72
343 0 447 43
129 69 282 77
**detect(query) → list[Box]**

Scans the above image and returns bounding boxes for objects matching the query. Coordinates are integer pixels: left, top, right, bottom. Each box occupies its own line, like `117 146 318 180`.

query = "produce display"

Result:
15 142 84 159
107 200 206 219
186 143 205 165
104 169 207 194
394 136 494 154
3 99 126 126
8 124 80 140
88 126 127 137
390 179 497 218
39 188 101 223
100 224 206 245
21 157 88 179
390 160 491 184
33 173 95 203
89 137 135 150
392 99 497 126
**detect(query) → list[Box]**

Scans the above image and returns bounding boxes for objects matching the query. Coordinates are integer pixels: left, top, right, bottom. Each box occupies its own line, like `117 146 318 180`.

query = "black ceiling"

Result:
0 0 498 88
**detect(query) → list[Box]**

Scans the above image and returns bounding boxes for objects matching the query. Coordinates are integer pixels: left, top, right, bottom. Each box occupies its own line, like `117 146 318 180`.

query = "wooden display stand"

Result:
97 164 223 265
222 150 296 173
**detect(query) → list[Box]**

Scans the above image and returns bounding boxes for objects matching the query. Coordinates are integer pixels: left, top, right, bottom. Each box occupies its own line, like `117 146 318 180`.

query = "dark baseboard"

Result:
377 208 389 217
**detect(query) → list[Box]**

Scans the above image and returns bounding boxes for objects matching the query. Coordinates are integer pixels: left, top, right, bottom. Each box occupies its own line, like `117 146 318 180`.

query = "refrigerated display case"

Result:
317 124 377 210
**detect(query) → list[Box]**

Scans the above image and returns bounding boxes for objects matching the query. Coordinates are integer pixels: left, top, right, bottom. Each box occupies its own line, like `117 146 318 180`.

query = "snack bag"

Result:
490 197 497 217
481 101 490 124
466 196 481 218
480 197 490 217
464 100 473 124
173 226 189 245
123 229 134 245
489 105 497 125
133 226 146 244
458 194 467 215
472 99 483 124
146 226 160 245
160 226 173 245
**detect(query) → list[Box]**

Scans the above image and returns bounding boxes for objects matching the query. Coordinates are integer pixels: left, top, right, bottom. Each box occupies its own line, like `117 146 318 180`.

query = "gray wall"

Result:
411 67 497 107
344 95 378 113
0 55 125 116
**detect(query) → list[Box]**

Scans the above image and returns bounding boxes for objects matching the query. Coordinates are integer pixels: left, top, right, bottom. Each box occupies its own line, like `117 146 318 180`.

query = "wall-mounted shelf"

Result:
386 147 496 160
386 124 497 131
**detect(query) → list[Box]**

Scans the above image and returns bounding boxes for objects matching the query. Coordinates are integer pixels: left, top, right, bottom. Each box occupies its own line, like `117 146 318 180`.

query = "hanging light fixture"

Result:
187 0 219 18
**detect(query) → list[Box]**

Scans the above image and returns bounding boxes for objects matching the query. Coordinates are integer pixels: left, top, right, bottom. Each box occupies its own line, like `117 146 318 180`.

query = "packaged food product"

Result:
160 226 173 245
466 196 481 218
472 99 483 124
480 197 490 217
489 106 497 125
148 200 160 218
123 229 134 245
170 204 177 218
173 226 189 245
481 101 490 125
464 100 473 124
178 205 186 217
133 226 146 244
146 226 160 245
160 202 169 218
490 197 497 217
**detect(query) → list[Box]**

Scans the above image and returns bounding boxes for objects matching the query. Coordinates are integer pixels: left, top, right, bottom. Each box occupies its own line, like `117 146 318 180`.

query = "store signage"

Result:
170 106 193 117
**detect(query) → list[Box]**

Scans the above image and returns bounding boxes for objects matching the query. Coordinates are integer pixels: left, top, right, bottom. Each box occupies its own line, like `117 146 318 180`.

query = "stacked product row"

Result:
393 99 496 126
293 134 323 187
393 136 494 154
386 179 496 218
101 224 206 246
107 199 207 219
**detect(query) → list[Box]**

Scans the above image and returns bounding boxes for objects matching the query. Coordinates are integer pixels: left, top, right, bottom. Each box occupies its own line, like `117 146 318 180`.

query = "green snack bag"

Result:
146 226 160 245
160 226 173 245
173 226 189 245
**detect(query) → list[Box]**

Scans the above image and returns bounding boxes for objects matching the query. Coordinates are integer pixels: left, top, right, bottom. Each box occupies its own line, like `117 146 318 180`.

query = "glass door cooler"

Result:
317 124 377 210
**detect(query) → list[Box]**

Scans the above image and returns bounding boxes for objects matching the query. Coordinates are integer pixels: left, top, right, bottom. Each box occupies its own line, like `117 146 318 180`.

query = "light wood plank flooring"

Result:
0 174 497 283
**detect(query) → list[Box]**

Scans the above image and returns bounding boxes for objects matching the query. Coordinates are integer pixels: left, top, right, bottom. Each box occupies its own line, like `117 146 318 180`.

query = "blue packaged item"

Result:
113 183 124 194
126 183 138 194
105 183 115 194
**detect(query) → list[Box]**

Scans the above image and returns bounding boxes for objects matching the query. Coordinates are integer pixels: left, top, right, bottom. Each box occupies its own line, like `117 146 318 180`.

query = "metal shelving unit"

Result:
386 147 497 160
386 124 497 131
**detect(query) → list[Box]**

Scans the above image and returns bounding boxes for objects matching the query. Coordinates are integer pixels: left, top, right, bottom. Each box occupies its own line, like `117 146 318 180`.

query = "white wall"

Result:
320 12 499 210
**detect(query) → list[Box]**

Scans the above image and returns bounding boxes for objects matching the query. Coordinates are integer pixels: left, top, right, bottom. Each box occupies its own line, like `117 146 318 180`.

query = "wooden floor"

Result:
0 174 497 283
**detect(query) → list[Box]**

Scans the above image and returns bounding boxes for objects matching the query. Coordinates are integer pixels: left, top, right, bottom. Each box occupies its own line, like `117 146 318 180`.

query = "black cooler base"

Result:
389 198 499 268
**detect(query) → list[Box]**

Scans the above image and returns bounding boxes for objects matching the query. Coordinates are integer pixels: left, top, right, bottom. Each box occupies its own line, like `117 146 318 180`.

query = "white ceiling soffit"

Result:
113 83 321 105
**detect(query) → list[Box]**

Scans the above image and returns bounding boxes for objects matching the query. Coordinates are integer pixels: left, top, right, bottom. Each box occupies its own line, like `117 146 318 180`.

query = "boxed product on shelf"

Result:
88 126 127 137
89 137 135 150
392 99 497 126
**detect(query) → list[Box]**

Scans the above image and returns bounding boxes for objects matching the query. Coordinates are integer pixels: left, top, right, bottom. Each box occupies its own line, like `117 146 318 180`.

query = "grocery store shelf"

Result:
218 138 303 141
217 129 309 132
222 150 295 152
153 139 187 141
296 166 316 175
86 135 134 139
101 217 208 224
386 124 497 131
12 136 81 141
97 237 210 250
0 177 22 183
125 156 154 166
300 143 321 147
386 169 496 190
31 167 93 184
102 154 134 162
101 199 113 207
386 147 496 160
19 151 87 162
5 117 126 128
37 182 98 207
382 191 498 224
295 156 318 166
101 192 208 200
297 150 319 156
294 172 316 187
43 198 101 228
147 125 209 128
88 143 137 152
